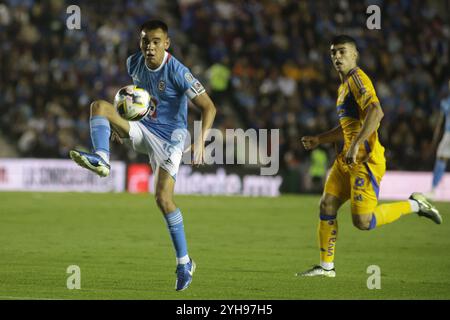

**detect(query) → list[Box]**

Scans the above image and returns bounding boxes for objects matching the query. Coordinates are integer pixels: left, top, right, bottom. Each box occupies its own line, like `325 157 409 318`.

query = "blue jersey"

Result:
126 51 205 144
441 96 450 132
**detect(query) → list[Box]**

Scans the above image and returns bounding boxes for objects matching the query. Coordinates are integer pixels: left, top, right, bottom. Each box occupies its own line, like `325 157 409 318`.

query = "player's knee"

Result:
352 217 371 230
319 198 337 217
155 192 174 213
90 100 111 117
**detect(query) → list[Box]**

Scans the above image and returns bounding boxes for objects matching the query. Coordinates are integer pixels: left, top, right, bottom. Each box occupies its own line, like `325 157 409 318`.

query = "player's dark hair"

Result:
331 35 357 49
140 20 168 34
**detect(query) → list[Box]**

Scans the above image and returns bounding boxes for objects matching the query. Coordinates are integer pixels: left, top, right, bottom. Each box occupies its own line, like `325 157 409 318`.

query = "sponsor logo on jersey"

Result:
192 80 205 94
355 177 365 187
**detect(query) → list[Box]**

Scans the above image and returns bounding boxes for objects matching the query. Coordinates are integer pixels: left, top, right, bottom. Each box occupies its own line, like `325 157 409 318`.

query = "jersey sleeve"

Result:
349 70 380 111
171 62 206 99
126 52 140 84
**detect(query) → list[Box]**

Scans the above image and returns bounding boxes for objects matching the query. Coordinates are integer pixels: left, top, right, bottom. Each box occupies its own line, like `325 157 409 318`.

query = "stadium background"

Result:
1 0 450 301
0 0 449 194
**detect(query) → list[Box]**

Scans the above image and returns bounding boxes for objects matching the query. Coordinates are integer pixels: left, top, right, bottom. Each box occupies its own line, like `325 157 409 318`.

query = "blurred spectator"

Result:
309 148 328 193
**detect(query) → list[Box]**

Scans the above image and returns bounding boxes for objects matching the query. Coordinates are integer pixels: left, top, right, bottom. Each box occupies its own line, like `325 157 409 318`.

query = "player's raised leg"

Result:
297 193 343 277
351 165 442 230
154 167 195 291
70 100 130 177
352 194 442 231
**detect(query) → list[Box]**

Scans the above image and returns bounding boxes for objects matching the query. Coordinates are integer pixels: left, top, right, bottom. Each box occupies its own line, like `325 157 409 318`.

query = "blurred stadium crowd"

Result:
0 0 449 190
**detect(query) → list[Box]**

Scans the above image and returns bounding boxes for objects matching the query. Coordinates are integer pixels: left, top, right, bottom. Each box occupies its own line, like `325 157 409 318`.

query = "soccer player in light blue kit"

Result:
428 79 450 198
70 20 216 291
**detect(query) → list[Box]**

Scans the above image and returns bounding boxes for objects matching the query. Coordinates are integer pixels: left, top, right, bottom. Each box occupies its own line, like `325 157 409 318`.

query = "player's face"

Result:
140 28 170 69
330 43 358 75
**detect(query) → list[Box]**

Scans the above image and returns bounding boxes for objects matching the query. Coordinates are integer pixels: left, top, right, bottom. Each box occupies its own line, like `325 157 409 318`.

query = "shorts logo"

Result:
158 80 166 92
355 177 365 187
184 72 194 83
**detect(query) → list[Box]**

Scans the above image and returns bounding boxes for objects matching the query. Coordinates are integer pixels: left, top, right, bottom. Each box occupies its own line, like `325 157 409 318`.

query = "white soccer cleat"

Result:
409 192 442 224
296 265 336 278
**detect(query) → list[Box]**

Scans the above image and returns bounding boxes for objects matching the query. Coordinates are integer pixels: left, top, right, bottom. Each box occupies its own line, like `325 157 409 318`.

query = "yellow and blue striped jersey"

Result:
335 67 385 165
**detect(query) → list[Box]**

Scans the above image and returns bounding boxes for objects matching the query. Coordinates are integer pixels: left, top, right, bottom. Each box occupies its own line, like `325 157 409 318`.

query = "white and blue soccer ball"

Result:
113 85 153 121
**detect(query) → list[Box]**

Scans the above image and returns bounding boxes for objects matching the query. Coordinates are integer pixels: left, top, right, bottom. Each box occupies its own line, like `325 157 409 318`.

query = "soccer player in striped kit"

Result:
298 35 442 277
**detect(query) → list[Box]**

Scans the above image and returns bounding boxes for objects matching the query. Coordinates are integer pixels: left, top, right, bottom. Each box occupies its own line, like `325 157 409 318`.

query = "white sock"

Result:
177 255 190 265
95 151 110 164
320 261 334 270
408 199 419 213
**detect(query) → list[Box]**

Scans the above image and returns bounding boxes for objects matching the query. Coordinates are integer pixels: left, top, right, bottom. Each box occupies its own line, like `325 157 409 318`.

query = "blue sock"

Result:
164 209 189 264
432 159 447 189
90 116 110 162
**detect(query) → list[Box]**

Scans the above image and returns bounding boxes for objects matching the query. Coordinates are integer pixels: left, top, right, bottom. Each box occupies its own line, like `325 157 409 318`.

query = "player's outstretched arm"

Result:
191 92 217 165
301 125 343 150
345 102 384 164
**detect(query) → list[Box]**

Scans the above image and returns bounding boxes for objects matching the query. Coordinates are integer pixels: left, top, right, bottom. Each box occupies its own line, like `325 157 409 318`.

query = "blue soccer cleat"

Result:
175 259 196 291
69 150 110 177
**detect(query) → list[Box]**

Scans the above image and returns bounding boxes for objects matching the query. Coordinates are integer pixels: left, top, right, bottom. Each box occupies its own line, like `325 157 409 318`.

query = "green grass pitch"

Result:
0 192 449 300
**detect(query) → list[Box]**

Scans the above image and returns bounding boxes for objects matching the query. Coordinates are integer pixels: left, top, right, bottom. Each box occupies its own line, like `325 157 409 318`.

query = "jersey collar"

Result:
342 66 359 83
145 51 168 73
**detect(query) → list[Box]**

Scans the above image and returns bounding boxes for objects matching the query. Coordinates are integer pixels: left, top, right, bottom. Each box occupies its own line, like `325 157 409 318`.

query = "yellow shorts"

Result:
324 157 386 214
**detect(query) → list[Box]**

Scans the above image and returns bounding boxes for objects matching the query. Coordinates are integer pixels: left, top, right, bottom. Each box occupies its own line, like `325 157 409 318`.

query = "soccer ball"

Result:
113 85 153 121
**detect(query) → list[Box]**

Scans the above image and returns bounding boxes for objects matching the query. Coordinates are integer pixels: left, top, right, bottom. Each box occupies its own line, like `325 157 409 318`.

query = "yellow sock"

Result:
373 201 413 227
318 217 338 269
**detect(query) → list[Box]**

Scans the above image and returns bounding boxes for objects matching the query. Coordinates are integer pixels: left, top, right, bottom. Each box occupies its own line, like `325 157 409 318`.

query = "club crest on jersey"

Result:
158 80 166 92
184 72 194 83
